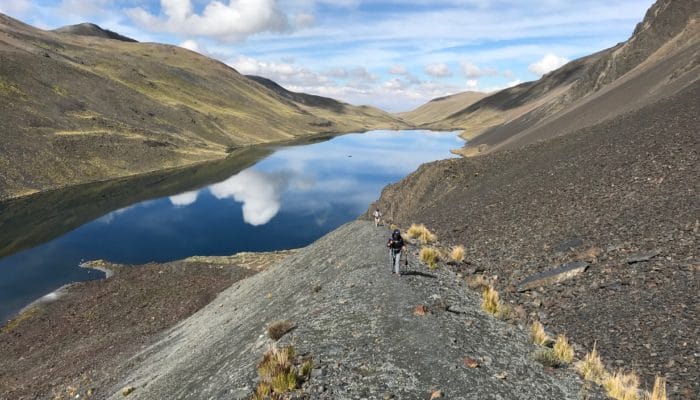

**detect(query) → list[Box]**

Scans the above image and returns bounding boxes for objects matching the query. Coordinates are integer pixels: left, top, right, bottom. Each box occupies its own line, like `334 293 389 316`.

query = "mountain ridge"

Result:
0 15 408 200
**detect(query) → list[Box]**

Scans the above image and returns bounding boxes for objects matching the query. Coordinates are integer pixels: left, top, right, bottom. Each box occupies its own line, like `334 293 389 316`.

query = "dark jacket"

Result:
387 235 404 251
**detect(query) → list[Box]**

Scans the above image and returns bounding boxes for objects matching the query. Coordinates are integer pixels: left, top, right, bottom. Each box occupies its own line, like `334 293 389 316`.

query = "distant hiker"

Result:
387 229 405 275
373 208 382 226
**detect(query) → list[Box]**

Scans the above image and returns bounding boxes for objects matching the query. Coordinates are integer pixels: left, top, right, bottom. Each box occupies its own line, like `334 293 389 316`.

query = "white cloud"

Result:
169 190 199 206
294 12 315 28
179 39 201 53
528 53 569 76
425 63 452 77
389 64 408 75
209 169 286 226
466 79 479 90
461 61 497 78
127 0 290 41
0 0 30 15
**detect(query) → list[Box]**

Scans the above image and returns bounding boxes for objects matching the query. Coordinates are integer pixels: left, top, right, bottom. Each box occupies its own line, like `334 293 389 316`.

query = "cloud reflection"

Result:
208 169 289 226
169 190 199 207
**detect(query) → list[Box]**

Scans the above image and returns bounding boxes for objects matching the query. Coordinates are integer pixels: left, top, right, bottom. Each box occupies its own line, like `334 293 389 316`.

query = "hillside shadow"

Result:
401 270 437 278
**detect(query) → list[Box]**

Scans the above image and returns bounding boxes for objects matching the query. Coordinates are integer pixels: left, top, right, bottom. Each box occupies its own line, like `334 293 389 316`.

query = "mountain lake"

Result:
0 130 464 323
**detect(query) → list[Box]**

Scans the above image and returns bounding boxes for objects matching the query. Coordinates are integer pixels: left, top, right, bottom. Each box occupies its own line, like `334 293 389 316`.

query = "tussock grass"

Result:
648 376 666 400
450 245 465 262
266 320 294 341
406 223 437 243
419 247 439 269
530 321 549 346
604 370 640 400
554 334 574 364
481 285 501 315
534 348 561 367
252 345 312 400
576 343 606 384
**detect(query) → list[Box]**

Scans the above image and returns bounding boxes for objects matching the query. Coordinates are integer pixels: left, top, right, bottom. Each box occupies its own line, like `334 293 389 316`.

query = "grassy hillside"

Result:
0 14 408 199
397 91 485 133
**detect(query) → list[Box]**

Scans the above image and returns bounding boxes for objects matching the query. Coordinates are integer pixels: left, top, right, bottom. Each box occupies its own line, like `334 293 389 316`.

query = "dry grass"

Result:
534 348 561 367
481 285 501 315
604 370 640 400
450 245 465 262
252 345 312 400
647 376 666 400
576 343 606 384
266 320 294 341
419 247 439 269
554 334 574 364
406 223 438 244
530 321 549 346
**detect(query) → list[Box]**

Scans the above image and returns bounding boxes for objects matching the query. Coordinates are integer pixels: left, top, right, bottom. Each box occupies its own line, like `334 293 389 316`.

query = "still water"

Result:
0 130 463 322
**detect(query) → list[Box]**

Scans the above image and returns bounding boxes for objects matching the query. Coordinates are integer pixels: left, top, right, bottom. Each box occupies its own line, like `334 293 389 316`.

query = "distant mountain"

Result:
53 23 137 42
398 91 486 134
407 0 699 156
246 75 345 112
0 16 408 199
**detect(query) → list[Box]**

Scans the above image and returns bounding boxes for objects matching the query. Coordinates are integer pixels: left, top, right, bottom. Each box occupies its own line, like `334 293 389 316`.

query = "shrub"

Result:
266 320 294 341
534 348 561 367
253 345 311 400
406 223 437 243
531 320 549 346
648 376 666 400
604 370 640 400
450 245 465 262
420 247 439 269
481 285 500 315
576 343 606 384
553 334 574 364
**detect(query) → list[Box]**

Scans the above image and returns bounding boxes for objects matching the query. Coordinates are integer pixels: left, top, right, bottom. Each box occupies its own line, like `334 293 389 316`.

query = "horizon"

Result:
1 0 654 112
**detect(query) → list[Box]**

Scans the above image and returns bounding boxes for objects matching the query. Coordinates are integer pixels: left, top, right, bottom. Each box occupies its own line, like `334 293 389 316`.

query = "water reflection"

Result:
0 130 463 323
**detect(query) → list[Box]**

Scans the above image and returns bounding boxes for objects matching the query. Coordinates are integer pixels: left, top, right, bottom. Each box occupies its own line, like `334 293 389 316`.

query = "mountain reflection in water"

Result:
0 130 463 323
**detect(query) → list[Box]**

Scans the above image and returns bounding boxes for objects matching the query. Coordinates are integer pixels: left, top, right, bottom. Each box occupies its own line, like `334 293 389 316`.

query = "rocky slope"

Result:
0 14 408 200
397 91 485 132
0 222 594 399
371 79 699 398
404 0 699 156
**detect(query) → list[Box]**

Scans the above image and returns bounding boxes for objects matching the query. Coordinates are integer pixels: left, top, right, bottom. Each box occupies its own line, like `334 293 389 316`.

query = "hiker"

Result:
387 228 405 275
373 208 382 226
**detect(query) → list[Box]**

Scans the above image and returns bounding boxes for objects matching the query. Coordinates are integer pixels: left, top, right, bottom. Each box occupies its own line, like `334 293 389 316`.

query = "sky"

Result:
0 0 655 112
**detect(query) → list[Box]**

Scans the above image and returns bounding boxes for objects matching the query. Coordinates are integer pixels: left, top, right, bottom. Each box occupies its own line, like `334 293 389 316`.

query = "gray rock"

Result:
626 250 660 264
517 261 589 292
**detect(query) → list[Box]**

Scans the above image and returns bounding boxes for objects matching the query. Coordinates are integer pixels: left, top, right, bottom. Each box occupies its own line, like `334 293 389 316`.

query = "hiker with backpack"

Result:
373 208 382 226
387 229 405 275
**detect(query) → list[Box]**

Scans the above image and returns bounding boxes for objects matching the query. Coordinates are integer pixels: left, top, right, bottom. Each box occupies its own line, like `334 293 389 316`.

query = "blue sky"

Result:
0 0 654 111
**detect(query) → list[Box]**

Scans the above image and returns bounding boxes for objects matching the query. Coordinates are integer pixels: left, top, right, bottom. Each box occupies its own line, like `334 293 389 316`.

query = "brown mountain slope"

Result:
0 15 408 200
397 91 486 131
410 0 699 156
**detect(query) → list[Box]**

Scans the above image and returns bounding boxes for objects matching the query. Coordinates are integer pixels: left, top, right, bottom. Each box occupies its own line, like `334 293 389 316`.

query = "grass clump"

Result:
648 376 666 400
449 245 465 262
576 343 606 384
530 320 549 346
534 348 561 367
481 285 502 315
252 345 312 400
604 370 640 400
553 334 574 364
406 223 437 244
419 247 439 269
266 320 294 341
